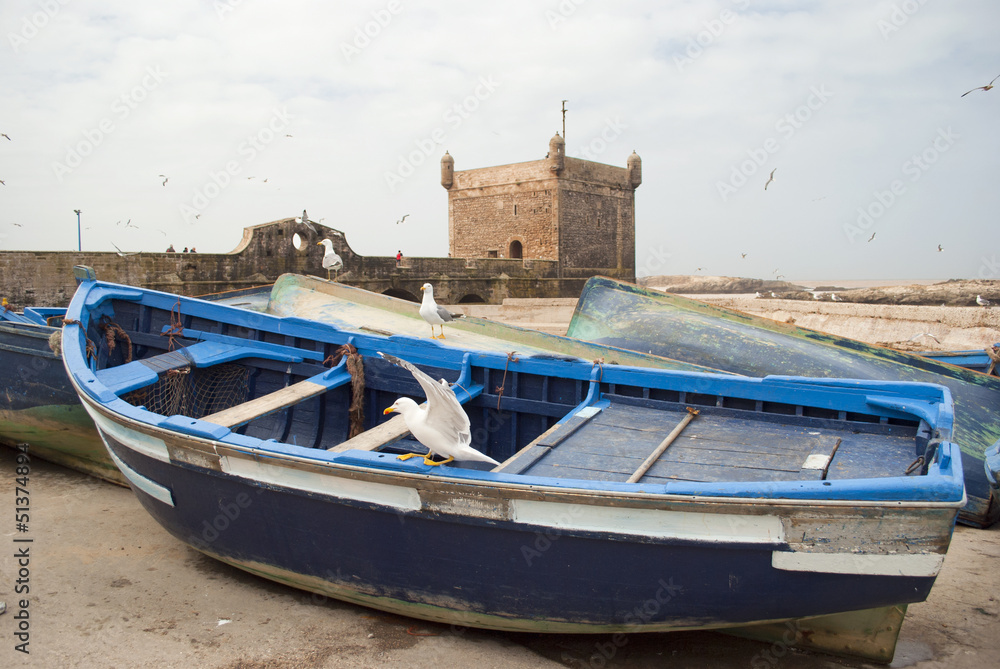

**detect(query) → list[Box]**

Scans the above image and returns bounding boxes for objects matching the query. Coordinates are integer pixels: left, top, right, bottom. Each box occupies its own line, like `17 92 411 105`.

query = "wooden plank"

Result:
327 414 410 453
492 404 605 474
203 369 352 429
627 408 699 483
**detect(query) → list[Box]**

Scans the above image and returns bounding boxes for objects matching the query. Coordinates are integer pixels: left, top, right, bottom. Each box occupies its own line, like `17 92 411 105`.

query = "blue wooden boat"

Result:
918 346 999 376
567 277 1000 528
60 276 964 662
0 271 270 485
0 315 126 484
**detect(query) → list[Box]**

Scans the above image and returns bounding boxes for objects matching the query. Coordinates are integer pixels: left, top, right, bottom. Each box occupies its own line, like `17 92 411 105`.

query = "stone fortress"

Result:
0 135 641 307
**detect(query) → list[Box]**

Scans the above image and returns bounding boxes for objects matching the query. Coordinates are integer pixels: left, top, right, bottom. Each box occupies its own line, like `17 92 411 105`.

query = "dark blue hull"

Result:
100 427 939 632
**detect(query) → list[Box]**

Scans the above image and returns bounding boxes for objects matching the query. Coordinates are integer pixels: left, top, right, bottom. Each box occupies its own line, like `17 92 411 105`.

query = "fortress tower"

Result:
441 134 640 282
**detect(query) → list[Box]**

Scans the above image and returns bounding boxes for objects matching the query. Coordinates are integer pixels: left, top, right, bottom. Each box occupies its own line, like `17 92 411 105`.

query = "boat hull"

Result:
0 321 124 484
78 391 957 635
568 277 1000 527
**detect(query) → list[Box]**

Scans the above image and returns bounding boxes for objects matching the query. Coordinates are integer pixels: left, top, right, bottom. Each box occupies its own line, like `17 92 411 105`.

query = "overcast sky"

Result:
2 1 998 281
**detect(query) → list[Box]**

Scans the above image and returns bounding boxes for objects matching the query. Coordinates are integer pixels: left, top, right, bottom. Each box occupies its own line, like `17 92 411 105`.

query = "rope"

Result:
97 314 133 363
592 357 605 383
62 318 97 362
161 298 185 351
324 344 365 439
496 351 519 411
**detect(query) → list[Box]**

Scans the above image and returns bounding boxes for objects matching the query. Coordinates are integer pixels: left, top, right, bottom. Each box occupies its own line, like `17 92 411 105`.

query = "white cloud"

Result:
0 0 997 280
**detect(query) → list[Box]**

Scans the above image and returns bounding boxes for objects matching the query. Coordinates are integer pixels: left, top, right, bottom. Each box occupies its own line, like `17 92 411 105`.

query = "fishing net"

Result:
124 364 250 418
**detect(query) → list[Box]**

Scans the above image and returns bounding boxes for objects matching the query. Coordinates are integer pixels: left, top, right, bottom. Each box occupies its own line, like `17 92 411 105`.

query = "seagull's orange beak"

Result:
383 406 396 415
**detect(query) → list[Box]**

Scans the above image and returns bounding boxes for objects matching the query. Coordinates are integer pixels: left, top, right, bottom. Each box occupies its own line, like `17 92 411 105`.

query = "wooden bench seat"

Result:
202 364 352 429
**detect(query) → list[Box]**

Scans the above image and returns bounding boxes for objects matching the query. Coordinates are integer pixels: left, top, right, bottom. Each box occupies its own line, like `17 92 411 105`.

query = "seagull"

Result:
159 174 168 186
317 239 343 280
937 244 943 252
0 180 5 185
754 291 762 299
831 293 841 301
977 295 992 307
868 232 876 242
419 283 462 339
740 253 747 259
380 352 498 467
396 214 409 225
296 209 317 233
12 223 21 227
770 291 777 298
961 74 1000 97
1 133 10 140
764 168 776 190
111 243 139 257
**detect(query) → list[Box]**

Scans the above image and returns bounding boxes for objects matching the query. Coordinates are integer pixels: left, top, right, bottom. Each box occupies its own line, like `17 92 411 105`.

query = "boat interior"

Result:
82 295 939 486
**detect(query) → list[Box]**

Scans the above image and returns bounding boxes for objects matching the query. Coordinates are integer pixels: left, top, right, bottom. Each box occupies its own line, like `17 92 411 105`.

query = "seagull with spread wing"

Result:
961 74 1000 97
380 352 498 467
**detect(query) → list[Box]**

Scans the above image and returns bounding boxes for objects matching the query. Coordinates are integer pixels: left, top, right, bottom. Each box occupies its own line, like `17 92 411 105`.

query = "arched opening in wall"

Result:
292 232 304 251
509 240 523 259
382 288 420 303
457 294 486 304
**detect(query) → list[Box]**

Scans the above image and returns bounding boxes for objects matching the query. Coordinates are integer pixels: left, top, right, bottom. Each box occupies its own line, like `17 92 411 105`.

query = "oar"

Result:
627 407 699 483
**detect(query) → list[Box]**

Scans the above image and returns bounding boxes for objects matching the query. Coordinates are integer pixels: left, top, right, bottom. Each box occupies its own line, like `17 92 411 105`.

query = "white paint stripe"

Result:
575 406 601 418
801 454 831 470
772 551 944 577
82 403 170 462
512 500 785 544
220 456 421 511
105 444 175 507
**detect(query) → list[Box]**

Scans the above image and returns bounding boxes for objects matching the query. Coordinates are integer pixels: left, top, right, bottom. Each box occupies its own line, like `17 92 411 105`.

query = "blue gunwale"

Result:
62 279 966 506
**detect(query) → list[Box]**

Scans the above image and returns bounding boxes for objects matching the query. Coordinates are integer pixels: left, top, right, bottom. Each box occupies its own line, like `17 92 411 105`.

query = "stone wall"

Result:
0 217 573 308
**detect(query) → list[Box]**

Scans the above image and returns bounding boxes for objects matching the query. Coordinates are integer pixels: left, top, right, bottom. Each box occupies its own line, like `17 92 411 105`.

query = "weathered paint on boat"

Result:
58 278 965 663
0 320 125 485
264 273 723 373
566 277 1000 527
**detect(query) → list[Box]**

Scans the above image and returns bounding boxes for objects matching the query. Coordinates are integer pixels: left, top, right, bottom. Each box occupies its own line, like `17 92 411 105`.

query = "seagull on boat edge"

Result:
419 283 463 339
317 239 343 280
379 352 499 467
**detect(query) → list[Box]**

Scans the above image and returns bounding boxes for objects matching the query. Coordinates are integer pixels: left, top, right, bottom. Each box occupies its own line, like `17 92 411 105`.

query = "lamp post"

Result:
73 209 81 251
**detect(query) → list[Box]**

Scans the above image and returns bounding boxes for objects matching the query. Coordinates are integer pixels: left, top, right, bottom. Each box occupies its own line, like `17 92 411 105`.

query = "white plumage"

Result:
380 352 498 467
419 282 460 339
317 239 343 280
977 295 992 307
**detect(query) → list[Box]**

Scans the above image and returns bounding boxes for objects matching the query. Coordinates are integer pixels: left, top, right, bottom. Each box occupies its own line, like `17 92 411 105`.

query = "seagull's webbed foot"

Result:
397 453 422 461
423 455 454 466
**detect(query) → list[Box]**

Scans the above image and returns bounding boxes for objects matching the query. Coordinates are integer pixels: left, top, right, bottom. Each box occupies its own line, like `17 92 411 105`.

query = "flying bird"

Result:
764 168 776 190
396 214 409 225
977 295 992 307
317 239 343 280
0 180 5 185
1 133 10 140
741 253 747 259
419 283 463 339
867 232 876 242
937 244 943 252
12 223 22 227
380 352 498 467
961 74 1000 97
111 243 139 257
159 174 168 186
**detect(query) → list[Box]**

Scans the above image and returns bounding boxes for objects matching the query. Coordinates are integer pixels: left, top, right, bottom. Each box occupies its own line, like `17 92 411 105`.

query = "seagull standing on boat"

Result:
317 239 343 280
419 283 461 339
380 352 498 467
